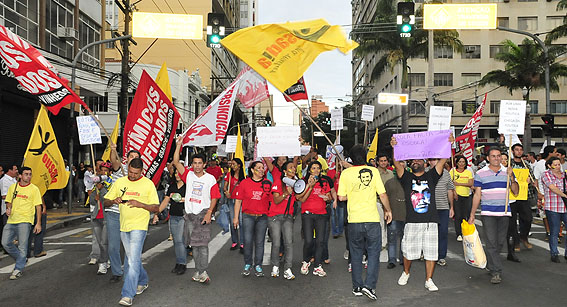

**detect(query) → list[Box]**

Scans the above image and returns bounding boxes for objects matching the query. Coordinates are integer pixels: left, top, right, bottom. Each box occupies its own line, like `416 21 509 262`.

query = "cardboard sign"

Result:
257 126 301 157
428 106 452 131
510 169 529 200
361 105 375 121
393 130 452 160
331 108 343 131
76 116 102 145
225 135 238 153
498 100 526 135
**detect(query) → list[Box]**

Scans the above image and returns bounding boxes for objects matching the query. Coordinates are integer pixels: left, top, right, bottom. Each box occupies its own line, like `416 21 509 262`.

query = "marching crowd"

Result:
1 134 567 305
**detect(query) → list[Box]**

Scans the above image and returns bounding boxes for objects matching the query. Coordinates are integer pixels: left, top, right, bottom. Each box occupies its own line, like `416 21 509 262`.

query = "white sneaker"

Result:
136 284 148 295
398 271 410 286
425 278 439 291
118 297 132 306
192 271 200 281
457 235 463 242
283 268 295 280
97 263 107 275
106 261 111 269
198 271 210 283
88 258 97 265
300 261 310 275
343 250 349 260
312 265 327 277
9 269 22 280
271 265 279 277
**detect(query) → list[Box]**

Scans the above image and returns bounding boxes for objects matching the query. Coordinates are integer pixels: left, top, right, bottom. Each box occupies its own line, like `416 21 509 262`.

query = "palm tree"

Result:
546 0 567 42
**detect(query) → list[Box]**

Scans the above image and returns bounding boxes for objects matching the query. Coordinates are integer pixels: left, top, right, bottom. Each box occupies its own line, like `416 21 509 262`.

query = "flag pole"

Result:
504 134 513 214
363 121 368 147
283 92 344 162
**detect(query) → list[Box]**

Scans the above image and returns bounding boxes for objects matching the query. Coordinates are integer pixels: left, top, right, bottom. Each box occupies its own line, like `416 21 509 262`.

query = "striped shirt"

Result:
474 165 512 217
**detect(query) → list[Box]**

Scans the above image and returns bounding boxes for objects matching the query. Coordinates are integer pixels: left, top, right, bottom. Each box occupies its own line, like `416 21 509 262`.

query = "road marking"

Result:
45 227 90 240
186 232 231 269
70 229 92 238
262 240 272 265
0 249 63 274
528 237 565 255
44 242 91 245
142 239 172 264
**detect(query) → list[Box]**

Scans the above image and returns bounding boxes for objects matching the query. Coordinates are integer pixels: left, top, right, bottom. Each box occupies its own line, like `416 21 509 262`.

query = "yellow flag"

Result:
155 62 172 101
101 114 119 162
23 106 70 195
367 129 378 163
221 19 358 92
235 123 245 177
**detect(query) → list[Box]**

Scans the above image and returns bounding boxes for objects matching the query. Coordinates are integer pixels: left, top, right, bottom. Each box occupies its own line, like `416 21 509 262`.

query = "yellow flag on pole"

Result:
23 106 70 195
155 62 173 101
235 123 245 177
367 129 378 163
220 19 358 92
101 114 119 162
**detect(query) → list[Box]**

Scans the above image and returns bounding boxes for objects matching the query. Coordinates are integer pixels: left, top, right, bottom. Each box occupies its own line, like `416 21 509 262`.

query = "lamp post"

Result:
523 86 532 153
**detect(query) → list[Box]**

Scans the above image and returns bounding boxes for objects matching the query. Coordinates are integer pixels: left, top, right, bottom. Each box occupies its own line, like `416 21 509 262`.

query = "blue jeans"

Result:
228 199 243 245
105 211 123 276
348 222 382 290
437 209 449 260
546 210 567 256
387 220 404 264
242 213 268 266
28 213 47 257
121 230 148 299
331 205 345 236
1 223 31 271
169 215 186 265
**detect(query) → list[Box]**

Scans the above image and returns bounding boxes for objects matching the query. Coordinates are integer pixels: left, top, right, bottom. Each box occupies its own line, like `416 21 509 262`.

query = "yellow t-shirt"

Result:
105 176 159 232
5 183 42 224
338 166 386 223
450 169 473 197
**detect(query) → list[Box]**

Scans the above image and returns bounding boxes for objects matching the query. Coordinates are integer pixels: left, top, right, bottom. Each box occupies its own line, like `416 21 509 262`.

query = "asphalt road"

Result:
0 214 565 306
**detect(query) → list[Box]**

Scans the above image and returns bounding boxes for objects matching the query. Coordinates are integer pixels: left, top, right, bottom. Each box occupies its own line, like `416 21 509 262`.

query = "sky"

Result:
257 0 353 126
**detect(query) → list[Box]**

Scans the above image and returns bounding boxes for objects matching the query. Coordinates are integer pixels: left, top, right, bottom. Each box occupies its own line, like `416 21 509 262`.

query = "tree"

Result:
545 0 567 42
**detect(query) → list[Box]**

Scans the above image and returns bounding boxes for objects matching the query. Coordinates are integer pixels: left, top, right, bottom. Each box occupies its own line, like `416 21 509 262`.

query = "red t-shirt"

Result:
206 165 222 181
224 172 241 199
301 178 331 214
326 169 340 192
269 177 295 217
234 177 272 215
268 166 282 182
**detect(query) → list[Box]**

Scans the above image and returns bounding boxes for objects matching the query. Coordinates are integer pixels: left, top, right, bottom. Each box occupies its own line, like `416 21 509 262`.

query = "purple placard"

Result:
393 130 451 161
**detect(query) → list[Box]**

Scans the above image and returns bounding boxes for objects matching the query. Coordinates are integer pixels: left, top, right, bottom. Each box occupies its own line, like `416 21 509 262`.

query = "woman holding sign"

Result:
540 157 567 263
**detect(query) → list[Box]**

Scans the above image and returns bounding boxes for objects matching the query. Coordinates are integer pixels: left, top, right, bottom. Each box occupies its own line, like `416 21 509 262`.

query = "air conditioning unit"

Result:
57 25 78 40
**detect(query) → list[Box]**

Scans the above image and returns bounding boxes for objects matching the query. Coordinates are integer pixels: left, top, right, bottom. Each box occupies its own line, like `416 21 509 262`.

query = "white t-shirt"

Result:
183 171 218 215
533 159 547 194
0 175 17 215
84 170 96 191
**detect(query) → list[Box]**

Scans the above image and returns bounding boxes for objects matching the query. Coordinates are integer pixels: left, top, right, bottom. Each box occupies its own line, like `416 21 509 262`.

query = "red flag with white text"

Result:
284 77 308 101
455 93 487 167
0 25 88 115
123 70 180 186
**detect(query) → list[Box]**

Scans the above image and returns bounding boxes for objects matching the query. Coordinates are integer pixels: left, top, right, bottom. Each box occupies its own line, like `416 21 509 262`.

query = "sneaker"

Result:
242 264 251 276
167 234 173 241
313 265 327 277
490 274 502 284
97 263 107 275
9 269 22 280
172 264 181 274
283 268 295 280
254 265 264 277
271 265 280 277
109 275 122 283
387 263 396 269
35 251 47 257
343 250 349 260
398 271 410 286
198 271 210 283
300 261 311 275
88 258 97 265
192 271 200 281
352 287 363 297
230 243 238 250
176 264 186 275
239 244 244 254
361 287 377 300
136 284 148 295
437 259 447 266
425 278 439 291
348 263 352 273
118 297 132 306
457 235 463 242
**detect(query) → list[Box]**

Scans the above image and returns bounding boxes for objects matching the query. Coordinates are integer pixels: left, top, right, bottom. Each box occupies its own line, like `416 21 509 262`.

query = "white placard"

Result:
377 93 408 105
330 108 343 131
450 126 456 149
217 144 227 157
361 105 375 121
498 100 526 135
301 145 312 155
76 116 102 145
225 135 238 153
428 106 452 131
257 127 301 157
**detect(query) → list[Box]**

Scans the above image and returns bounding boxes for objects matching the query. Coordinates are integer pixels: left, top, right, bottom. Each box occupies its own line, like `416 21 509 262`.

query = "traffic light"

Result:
207 13 225 48
541 114 554 136
397 2 415 38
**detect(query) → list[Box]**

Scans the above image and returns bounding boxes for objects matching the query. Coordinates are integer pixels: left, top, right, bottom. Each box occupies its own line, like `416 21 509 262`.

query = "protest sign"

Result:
393 130 451 160
510 169 529 200
450 126 456 149
301 145 312 155
217 144 227 157
331 108 343 131
428 106 452 131
225 135 238 153
76 116 102 145
361 105 375 121
498 100 526 135
257 126 300 157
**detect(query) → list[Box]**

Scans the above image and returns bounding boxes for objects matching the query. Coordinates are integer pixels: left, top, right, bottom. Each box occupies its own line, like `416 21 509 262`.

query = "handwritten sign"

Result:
225 135 239 153
393 130 451 160
498 100 526 135
428 106 452 131
76 116 102 145
217 144 227 157
330 108 343 131
361 105 375 121
257 126 301 157
510 169 529 200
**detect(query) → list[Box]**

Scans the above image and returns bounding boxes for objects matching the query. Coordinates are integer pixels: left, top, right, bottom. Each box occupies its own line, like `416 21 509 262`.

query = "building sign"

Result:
377 93 408 105
423 4 497 30
133 12 203 39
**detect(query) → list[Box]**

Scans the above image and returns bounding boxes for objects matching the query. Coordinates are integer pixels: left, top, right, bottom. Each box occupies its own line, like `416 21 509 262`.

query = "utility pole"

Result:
426 30 434 127
117 0 132 142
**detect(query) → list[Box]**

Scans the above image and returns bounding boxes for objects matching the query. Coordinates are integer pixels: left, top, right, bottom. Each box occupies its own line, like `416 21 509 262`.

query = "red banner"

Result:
284 77 308 102
123 70 180 186
456 93 486 167
0 25 88 115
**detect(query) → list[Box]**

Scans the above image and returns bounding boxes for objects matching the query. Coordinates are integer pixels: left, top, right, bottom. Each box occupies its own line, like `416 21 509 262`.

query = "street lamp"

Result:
523 86 532 153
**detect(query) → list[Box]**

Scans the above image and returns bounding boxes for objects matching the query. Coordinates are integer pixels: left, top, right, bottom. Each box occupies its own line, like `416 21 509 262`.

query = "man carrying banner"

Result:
1 166 43 280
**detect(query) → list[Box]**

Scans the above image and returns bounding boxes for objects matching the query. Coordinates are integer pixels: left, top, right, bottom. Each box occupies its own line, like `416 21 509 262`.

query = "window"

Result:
0 0 40 44
518 17 538 31
518 0 538 2
490 45 505 58
409 100 425 115
528 100 538 114
461 73 481 85
490 100 500 114
497 17 509 28
488 0 504 2
435 45 453 59
462 45 481 59
547 16 564 31
409 73 425 87
79 13 102 67
462 101 477 114
551 100 567 113
85 94 109 113
434 73 453 86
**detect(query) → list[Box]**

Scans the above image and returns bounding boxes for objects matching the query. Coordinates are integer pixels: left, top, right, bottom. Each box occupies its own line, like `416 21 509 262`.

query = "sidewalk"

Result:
46 204 90 230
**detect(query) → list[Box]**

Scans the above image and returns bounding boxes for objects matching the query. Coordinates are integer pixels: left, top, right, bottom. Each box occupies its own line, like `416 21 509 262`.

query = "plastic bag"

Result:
461 219 487 269
216 204 230 234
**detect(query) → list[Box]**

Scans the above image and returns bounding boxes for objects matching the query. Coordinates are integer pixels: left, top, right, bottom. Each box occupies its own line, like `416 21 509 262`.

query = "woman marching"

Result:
450 155 474 242
224 158 245 252
540 157 567 263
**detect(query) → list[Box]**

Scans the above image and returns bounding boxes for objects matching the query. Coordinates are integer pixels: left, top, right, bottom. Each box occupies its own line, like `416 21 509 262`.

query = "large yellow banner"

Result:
221 19 358 92
23 106 70 195
510 169 529 201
